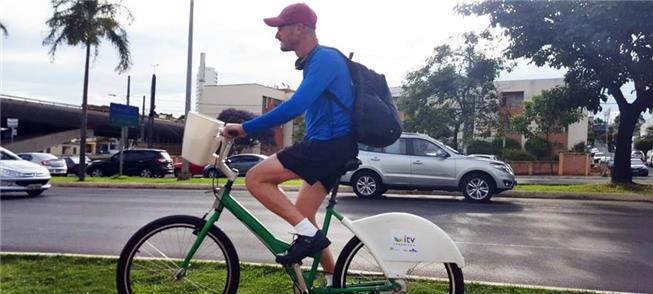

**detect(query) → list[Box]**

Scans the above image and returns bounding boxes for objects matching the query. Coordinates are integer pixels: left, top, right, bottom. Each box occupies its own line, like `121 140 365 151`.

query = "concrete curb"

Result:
51 182 652 202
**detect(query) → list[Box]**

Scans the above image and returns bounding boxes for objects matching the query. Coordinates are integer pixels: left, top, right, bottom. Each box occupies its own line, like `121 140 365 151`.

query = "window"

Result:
501 91 524 108
19 154 32 161
358 144 383 153
412 139 445 157
1 151 20 160
383 139 407 155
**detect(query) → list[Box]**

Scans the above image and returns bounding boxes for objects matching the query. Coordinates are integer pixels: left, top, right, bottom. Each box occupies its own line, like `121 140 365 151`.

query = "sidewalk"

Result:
52 182 653 202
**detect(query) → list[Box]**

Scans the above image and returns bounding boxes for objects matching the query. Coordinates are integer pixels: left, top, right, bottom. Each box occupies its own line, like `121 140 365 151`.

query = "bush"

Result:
502 149 536 161
525 137 551 160
491 137 521 155
467 140 493 155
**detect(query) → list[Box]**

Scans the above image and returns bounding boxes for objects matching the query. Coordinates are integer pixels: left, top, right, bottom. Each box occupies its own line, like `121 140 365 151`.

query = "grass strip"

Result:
513 183 653 195
0 254 591 294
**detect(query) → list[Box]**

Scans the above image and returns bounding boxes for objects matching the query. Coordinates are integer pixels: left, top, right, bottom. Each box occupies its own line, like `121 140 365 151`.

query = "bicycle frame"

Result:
179 179 399 293
176 134 400 293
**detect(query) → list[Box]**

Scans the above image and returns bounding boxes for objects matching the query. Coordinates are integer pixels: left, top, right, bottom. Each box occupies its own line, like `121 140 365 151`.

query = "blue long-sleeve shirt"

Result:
242 46 354 141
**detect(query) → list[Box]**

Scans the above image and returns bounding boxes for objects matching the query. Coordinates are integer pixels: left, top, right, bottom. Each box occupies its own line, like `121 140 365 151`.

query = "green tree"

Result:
43 0 132 181
292 116 306 143
400 32 508 151
512 86 582 159
459 1 653 183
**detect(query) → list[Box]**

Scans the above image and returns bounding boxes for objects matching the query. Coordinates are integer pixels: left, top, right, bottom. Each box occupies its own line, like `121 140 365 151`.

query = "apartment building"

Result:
495 78 589 152
391 78 589 152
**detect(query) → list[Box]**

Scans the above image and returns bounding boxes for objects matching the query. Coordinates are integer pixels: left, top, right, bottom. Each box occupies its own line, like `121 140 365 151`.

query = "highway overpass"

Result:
0 94 184 153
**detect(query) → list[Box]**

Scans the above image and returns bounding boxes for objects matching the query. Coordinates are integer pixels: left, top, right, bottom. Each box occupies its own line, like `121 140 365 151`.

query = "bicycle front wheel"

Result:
333 236 464 293
116 215 240 294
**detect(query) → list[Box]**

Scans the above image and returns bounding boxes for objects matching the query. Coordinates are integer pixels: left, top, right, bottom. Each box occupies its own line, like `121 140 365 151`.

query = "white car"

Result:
592 152 610 164
1 147 51 196
17 152 67 176
468 154 498 161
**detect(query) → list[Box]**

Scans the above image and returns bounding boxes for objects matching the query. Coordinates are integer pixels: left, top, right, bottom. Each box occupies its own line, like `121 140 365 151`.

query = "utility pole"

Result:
141 95 145 143
148 74 156 148
118 75 131 176
181 0 195 179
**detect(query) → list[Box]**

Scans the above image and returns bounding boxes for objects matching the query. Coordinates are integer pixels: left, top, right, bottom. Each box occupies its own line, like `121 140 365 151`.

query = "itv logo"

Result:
393 235 416 244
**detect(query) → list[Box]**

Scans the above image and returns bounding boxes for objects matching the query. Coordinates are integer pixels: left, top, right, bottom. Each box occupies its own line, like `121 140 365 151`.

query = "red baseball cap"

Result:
263 3 317 29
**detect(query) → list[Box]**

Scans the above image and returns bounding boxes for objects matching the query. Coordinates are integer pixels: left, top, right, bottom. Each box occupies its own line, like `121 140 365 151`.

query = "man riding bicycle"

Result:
223 2 358 276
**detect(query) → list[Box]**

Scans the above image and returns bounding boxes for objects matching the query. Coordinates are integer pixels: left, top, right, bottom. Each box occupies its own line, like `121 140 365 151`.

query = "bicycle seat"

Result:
343 159 361 173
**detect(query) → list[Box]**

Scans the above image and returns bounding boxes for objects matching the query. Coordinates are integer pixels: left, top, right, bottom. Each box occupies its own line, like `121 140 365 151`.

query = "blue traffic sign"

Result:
110 103 139 128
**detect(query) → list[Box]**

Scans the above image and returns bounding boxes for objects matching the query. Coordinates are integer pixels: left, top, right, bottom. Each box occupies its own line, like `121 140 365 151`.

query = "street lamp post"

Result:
181 0 194 179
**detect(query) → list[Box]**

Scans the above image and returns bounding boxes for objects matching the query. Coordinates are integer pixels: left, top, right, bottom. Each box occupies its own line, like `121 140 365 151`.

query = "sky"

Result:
0 0 633 121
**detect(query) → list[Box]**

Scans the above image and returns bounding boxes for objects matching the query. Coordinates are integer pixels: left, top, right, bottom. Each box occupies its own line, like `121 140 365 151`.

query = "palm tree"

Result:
0 21 7 36
43 0 132 180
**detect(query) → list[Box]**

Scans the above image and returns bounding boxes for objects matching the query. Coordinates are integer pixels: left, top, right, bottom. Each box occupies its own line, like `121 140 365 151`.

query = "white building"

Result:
195 53 218 111
196 83 294 153
494 78 589 150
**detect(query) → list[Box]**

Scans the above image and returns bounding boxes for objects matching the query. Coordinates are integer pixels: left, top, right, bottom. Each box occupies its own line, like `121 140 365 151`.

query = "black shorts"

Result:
277 134 358 192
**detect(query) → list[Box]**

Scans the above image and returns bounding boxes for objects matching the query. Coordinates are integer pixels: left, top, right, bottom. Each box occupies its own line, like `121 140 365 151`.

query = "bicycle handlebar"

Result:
214 129 237 180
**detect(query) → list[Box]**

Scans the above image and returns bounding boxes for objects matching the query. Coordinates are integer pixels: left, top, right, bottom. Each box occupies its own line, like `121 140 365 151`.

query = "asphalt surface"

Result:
1 187 652 293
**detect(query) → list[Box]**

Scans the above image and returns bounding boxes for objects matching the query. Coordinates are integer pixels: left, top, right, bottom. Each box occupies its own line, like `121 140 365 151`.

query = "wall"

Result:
508 153 591 176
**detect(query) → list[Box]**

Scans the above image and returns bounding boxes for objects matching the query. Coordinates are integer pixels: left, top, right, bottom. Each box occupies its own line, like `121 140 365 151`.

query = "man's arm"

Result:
242 50 339 135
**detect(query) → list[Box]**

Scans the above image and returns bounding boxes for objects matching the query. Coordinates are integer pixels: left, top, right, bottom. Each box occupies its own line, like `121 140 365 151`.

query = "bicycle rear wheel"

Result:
116 215 239 294
333 236 464 293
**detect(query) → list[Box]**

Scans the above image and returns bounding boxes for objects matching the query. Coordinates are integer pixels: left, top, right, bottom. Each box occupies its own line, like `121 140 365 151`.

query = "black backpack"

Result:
324 47 402 147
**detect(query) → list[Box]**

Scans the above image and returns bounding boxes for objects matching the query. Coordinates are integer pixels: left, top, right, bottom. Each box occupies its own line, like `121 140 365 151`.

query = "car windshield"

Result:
444 144 460 155
1 150 21 160
160 152 173 161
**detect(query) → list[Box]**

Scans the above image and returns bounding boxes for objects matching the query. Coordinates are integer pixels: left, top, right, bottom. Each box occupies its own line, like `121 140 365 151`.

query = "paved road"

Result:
2 188 652 293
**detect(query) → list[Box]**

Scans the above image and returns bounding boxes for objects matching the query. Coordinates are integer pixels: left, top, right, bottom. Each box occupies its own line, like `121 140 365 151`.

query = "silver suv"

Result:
341 133 516 202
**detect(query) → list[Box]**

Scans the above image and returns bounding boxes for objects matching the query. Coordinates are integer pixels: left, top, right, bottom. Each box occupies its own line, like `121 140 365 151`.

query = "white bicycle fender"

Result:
345 212 464 278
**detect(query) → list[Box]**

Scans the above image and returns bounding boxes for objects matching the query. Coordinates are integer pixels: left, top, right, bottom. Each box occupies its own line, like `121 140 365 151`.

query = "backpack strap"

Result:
321 46 355 116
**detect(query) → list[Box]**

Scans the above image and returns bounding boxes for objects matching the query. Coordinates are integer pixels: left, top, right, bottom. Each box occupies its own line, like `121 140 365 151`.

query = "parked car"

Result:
340 132 516 202
203 154 268 178
17 152 67 176
173 161 207 177
1 147 51 196
592 152 611 165
631 150 645 161
62 155 93 175
631 158 649 177
86 149 173 177
468 154 498 161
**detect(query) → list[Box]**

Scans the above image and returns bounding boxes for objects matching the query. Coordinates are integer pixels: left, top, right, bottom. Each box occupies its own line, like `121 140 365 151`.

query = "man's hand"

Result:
223 123 247 139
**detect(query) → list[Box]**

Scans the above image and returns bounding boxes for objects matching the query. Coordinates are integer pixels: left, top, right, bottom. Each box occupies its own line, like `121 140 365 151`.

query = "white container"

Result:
182 111 224 165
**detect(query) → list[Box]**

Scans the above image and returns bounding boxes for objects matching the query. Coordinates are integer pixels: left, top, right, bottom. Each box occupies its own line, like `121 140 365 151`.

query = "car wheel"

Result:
206 169 220 178
140 168 153 178
174 169 181 178
27 190 44 197
90 168 103 177
460 173 495 202
352 171 384 198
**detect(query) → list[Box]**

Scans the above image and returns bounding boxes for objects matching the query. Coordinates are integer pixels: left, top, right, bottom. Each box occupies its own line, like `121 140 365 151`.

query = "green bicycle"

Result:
116 114 465 293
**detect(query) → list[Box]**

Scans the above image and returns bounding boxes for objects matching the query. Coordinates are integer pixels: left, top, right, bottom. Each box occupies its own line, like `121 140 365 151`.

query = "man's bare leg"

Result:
295 181 335 273
245 154 307 226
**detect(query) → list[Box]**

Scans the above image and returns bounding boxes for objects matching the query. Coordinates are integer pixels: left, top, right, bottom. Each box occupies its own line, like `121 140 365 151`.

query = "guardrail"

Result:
0 93 82 110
